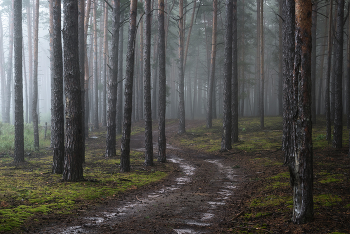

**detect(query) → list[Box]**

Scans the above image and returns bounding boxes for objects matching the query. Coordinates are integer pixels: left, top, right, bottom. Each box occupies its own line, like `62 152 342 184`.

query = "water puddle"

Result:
201 213 214 221
173 229 198 234
61 226 85 234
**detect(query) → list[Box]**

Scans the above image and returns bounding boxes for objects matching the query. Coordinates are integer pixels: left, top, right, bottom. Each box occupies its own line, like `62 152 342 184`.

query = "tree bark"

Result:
120 0 138 172
221 0 233 152
106 0 120 158
51 0 64 174
32 0 39 150
206 0 217 129
178 0 186 134
259 0 264 129
62 0 84 181
116 13 124 135
102 1 108 127
78 0 85 160
14 0 24 163
144 0 153 166
84 0 92 138
158 0 167 162
278 0 283 116
333 0 344 149
93 0 99 130
231 0 238 143
291 0 314 224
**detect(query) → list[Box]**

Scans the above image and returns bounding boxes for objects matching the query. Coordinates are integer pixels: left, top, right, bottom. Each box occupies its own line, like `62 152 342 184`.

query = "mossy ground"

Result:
0 123 169 233
173 116 350 233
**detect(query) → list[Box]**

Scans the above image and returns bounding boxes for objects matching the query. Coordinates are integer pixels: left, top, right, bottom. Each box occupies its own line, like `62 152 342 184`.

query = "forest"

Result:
0 0 349 233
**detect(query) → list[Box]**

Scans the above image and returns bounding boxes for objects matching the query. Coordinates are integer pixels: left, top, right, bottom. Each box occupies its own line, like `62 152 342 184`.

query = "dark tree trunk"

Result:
325 0 333 143
291 0 314 224
347 7 350 128
120 0 138 172
27 3 33 124
14 0 24 163
93 0 99 130
282 0 295 161
32 0 39 150
106 0 120 158
116 13 124 135
144 0 153 166
178 0 186 134
51 0 64 174
206 0 217 129
84 0 92 138
158 0 167 162
62 0 84 181
221 0 233 152
231 0 238 143
278 0 282 116
311 0 317 124
102 1 108 127
151 34 158 120
78 0 85 160
333 0 344 149
259 0 264 129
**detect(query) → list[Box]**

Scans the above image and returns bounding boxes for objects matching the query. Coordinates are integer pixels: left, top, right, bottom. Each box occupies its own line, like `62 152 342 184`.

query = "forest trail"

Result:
37 122 245 233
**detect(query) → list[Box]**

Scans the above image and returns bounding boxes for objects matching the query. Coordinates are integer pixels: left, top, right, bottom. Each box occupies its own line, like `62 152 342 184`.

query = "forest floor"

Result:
2 117 350 233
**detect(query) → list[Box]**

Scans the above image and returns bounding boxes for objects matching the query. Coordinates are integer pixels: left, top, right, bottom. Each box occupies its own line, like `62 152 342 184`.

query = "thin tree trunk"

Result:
102 1 108 127
120 0 138 172
62 0 84 181
78 0 85 160
311 0 317 123
116 13 124 135
221 0 233 152
260 0 264 129
14 0 24 163
0 14 5 122
325 0 333 144
106 0 120 158
158 0 167 162
333 0 344 148
347 6 350 128
231 0 238 143
151 34 158 120
32 0 39 150
278 0 283 116
178 0 186 134
93 0 99 129
144 0 153 166
52 0 64 174
84 0 92 138
183 0 196 72
5 3 14 124
27 3 33 124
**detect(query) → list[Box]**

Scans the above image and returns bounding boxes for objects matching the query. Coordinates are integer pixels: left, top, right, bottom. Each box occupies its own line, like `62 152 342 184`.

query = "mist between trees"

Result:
0 0 349 224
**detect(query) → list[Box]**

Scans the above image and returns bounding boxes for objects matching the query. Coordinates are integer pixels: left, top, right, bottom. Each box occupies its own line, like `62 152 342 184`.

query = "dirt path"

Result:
37 123 245 233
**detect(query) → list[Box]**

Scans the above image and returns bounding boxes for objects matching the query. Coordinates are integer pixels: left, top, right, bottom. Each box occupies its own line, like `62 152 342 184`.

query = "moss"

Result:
314 194 342 207
268 172 289 180
250 195 292 208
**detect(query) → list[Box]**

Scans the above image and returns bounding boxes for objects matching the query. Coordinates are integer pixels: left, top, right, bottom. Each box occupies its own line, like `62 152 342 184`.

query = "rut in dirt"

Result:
38 126 244 234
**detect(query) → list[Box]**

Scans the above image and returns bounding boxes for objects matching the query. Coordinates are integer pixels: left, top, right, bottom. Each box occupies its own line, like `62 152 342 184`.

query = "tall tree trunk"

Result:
0 14 5 122
333 0 344 148
206 0 217 129
106 0 120 158
93 0 99 129
221 0 233 152
116 13 124 135
151 34 158 120
14 0 24 163
144 0 153 166
183 0 196 72
231 0 238 143
139 6 144 121
347 6 350 128
255 0 260 116
282 0 295 158
158 0 167 162
62 0 84 181
78 0 85 160
325 0 333 144
120 0 138 172
259 0 264 129
32 0 40 150
291 0 314 223
178 0 186 134
27 3 33 124
5 3 14 124
278 0 283 116
311 0 317 123
51 0 64 174
84 0 92 138
240 0 245 116
102 1 108 127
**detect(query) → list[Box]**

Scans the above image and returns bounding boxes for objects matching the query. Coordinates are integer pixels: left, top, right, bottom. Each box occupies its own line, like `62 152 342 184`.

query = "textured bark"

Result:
231 0 238 143
291 0 314 224
278 1 282 116
178 0 186 134
78 0 85 160
144 0 153 166
151 34 158 120
347 7 350 128
206 0 217 129
255 0 260 117
93 0 99 130
116 13 124 135
120 0 138 172
282 0 295 162
183 1 196 72
240 0 245 117
84 0 92 138
325 0 333 144
62 0 84 181
333 0 344 149
32 0 39 150
106 0 120 158
158 0 167 162
259 0 264 129
14 0 24 163
311 1 317 124
102 2 108 127
51 0 64 174
221 0 233 152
